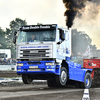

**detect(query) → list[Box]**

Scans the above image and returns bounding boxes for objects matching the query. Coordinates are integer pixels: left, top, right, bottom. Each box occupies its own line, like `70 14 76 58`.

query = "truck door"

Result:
56 29 65 60
65 28 71 58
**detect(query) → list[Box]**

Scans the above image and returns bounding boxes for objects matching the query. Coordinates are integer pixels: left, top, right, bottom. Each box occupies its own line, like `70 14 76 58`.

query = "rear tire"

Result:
84 72 92 88
55 67 67 87
22 74 33 84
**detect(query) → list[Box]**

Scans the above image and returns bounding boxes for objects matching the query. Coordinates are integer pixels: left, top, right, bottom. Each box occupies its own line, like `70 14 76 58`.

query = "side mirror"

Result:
57 42 61 45
60 30 65 41
13 31 17 44
59 29 65 41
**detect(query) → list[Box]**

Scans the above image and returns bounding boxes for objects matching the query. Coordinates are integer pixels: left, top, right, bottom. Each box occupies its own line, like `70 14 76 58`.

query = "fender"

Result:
68 61 93 82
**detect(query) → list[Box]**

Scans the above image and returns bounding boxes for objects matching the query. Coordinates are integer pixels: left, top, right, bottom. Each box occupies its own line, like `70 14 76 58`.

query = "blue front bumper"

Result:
17 61 61 75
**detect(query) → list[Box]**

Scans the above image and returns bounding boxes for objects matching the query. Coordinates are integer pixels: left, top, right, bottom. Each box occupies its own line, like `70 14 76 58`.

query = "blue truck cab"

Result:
13 24 92 88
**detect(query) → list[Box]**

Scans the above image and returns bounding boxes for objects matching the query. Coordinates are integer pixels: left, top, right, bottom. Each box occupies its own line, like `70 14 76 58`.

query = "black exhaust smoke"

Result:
62 0 92 28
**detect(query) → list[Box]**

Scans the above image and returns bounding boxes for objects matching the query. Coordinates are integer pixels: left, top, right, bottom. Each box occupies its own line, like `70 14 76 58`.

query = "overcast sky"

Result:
0 0 66 29
0 0 100 49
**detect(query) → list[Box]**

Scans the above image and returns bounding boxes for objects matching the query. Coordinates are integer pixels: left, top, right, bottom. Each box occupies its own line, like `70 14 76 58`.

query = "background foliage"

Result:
0 18 27 58
72 29 97 56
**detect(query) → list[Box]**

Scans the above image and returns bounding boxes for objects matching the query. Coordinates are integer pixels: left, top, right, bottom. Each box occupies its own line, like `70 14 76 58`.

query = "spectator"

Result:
10 58 12 65
3 57 6 61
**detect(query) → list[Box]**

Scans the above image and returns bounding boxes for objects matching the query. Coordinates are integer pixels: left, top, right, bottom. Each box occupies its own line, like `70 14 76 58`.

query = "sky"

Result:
0 0 100 49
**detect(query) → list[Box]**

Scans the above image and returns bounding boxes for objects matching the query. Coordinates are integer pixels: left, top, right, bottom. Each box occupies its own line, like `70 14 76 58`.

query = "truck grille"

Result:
19 49 51 59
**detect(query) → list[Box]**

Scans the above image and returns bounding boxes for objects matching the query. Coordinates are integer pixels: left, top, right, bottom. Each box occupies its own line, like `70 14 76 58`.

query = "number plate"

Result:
29 66 38 68
28 69 40 71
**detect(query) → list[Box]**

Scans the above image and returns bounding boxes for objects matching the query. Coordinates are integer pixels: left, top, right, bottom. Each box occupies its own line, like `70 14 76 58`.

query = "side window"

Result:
18 32 26 43
59 29 65 41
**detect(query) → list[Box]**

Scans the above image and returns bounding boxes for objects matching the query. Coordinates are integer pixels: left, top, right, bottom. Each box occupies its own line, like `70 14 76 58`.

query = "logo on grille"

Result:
30 50 38 53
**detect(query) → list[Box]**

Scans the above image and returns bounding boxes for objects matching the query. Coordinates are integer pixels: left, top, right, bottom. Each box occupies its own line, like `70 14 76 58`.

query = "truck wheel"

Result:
56 67 67 87
84 73 92 89
22 74 33 84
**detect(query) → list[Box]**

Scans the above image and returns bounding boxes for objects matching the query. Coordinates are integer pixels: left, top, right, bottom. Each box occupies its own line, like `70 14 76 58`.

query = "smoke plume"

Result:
62 0 92 28
92 0 100 5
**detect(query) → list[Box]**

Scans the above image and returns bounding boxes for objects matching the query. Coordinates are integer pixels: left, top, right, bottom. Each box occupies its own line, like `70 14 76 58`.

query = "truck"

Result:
83 58 100 85
0 49 11 59
13 24 93 88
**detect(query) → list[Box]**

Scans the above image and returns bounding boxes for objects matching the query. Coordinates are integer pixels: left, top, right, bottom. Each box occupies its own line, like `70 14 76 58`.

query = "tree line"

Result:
0 18 97 58
72 29 97 56
0 18 27 58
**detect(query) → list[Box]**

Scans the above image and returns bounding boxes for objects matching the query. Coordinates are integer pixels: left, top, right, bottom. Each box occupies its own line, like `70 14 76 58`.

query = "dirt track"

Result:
0 84 84 100
0 71 100 100
0 82 100 100
0 71 20 78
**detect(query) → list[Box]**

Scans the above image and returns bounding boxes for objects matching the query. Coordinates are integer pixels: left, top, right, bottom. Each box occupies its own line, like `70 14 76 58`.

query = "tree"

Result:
72 29 96 55
0 27 7 49
9 18 27 31
6 18 27 42
5 18 27 58
37 23 42 25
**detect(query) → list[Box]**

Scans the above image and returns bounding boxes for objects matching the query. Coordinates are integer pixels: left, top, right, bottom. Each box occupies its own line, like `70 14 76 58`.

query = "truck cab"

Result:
15 24 71 61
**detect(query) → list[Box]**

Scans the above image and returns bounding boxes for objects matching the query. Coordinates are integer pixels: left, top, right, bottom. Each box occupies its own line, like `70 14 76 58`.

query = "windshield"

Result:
17 30 56 43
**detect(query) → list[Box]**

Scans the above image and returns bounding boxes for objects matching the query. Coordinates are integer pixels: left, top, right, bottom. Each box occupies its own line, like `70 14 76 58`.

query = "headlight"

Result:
46 63 54 66
17 63 23 66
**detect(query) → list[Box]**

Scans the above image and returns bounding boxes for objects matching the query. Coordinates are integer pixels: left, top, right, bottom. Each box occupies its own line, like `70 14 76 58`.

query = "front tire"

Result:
22 74 33 84
55 67 67 87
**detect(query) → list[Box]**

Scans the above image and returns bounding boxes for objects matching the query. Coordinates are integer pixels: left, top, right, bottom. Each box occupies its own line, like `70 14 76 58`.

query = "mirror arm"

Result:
13 31 17 44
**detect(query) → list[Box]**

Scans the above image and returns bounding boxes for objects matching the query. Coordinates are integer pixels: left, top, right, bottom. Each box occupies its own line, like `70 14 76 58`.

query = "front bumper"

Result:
17 61 61 75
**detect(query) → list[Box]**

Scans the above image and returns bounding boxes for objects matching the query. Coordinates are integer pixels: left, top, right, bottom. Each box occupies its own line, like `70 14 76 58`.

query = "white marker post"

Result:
82 89 90 100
